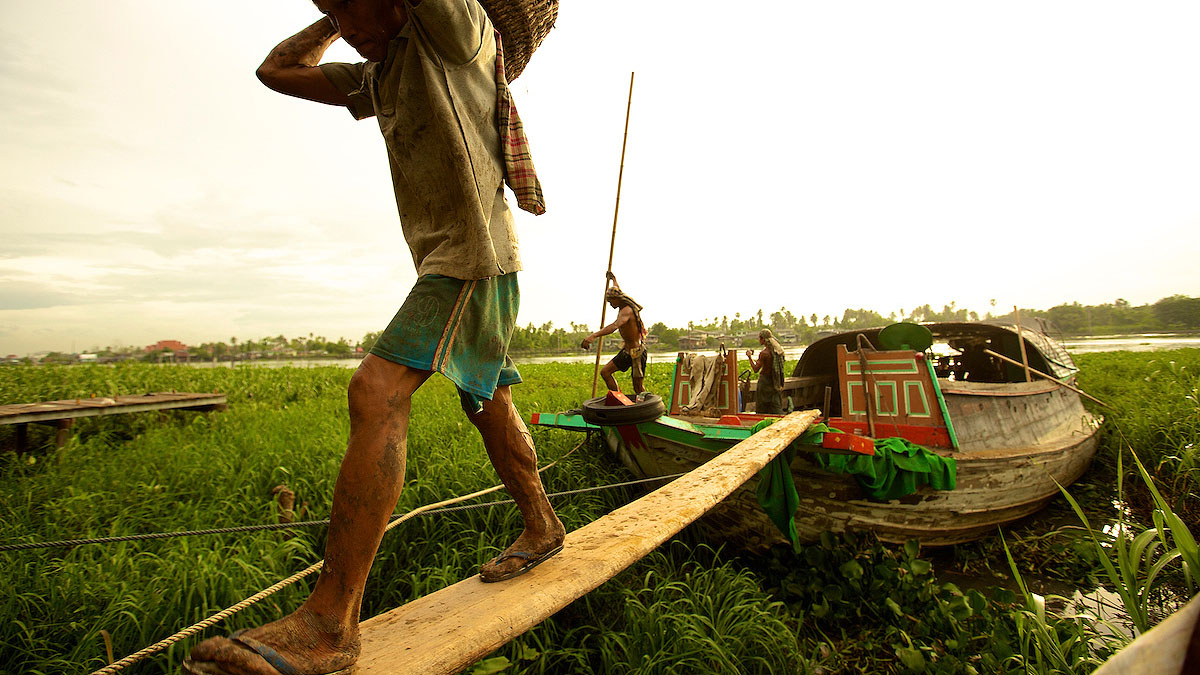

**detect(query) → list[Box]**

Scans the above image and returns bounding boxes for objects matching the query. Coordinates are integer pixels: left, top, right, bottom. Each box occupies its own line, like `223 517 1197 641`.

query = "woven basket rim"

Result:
478 0 559 81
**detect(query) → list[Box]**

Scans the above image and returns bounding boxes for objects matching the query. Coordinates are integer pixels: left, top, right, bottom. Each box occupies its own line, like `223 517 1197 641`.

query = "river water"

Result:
189 334 1199 369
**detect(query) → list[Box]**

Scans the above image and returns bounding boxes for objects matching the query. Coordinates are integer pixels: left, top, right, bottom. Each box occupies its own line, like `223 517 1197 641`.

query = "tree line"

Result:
21 294 1198 364
498 294 1200 353
31 333 359 365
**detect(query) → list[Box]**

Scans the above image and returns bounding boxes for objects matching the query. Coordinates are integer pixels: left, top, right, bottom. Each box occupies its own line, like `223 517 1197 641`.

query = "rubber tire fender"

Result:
580 393 666 426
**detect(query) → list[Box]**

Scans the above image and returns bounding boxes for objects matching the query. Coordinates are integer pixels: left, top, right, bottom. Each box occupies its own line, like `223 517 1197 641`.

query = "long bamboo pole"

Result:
982 348 1110 408
1013 305 1033 383
591 72 635 397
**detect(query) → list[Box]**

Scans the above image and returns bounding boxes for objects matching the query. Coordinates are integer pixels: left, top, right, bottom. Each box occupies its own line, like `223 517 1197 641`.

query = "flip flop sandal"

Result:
181 630 357 675
479 544 565 583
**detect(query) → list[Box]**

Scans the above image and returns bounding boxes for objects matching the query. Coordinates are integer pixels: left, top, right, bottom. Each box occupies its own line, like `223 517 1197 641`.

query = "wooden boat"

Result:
533 321 1101 549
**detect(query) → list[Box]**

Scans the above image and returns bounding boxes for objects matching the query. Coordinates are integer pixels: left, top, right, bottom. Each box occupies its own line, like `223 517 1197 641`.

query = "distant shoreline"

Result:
11 331 1199 367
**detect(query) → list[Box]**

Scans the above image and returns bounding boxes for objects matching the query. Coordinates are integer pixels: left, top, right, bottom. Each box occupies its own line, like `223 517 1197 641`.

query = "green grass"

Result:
1 352 1197 674
1075 349 1200 516
0 363 626 673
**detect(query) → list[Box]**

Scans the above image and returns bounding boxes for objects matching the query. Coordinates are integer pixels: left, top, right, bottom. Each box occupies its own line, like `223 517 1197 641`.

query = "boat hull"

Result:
600 406 1100 549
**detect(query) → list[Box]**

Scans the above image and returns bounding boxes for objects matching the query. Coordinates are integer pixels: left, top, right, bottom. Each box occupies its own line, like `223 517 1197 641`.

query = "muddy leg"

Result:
600 361 620 393
187 355 430 674
468 385 565 580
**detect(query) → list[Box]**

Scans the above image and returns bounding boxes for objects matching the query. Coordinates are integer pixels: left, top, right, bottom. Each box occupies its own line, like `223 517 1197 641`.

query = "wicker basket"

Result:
478 0 558 80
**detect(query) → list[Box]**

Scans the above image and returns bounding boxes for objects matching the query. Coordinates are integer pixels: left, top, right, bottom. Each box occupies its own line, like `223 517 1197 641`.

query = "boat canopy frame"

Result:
794 322 1079 382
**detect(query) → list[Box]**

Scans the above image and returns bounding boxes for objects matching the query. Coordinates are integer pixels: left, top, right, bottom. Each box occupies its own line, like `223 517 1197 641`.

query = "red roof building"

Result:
145 339 187 353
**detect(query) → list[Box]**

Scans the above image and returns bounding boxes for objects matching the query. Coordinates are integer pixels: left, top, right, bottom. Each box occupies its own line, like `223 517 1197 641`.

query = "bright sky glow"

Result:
2 1 1198 355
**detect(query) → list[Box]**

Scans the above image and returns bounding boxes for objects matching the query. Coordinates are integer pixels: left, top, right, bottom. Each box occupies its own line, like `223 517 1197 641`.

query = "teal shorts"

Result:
370 273 522 414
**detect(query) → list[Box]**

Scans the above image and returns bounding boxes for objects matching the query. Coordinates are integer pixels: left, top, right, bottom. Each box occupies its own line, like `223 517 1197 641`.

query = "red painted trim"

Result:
828 418 952 449
616 424 645 449
821 432 875 456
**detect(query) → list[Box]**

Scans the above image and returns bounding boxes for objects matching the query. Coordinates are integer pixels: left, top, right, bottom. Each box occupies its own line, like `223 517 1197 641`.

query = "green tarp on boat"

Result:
753 420 957 550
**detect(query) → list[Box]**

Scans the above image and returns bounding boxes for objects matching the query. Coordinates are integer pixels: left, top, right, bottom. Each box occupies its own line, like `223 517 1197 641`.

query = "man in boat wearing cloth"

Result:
580 272 649 396
185 1 564 673
746 328 787 414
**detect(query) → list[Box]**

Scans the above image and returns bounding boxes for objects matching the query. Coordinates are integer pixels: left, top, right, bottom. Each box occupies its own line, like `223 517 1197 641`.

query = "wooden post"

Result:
355 411 821 674
592 72 635 397
1013 305 1033 383
855 347 877 437
54 419 74 448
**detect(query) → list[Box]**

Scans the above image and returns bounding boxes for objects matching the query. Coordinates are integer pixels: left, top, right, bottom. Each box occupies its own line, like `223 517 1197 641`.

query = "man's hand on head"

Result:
257 17 349 106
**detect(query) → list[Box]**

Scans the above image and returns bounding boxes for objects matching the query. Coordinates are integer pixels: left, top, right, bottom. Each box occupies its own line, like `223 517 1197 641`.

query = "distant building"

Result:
78 353 98 363
145 339 187 353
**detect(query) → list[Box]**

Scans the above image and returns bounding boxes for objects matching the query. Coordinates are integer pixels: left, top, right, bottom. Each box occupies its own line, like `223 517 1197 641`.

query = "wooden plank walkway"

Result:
355 410 821 675
0 392 227 451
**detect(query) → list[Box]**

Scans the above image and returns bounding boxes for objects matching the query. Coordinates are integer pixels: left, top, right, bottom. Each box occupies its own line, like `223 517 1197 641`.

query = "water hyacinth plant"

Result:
1 350 1198 673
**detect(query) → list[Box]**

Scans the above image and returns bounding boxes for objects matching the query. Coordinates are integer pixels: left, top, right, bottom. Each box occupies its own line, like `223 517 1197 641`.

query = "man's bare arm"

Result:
580 308 632 349
257 18 349 106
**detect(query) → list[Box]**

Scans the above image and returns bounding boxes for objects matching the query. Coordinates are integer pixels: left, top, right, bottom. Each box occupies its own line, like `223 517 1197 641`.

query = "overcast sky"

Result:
2 1 1198 355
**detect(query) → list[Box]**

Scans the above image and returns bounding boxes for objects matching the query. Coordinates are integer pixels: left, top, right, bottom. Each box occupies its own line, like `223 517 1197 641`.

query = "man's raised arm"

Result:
257 18 350 106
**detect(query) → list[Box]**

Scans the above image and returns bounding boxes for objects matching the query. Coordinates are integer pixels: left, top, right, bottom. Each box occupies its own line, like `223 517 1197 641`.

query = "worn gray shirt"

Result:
320 0 519 280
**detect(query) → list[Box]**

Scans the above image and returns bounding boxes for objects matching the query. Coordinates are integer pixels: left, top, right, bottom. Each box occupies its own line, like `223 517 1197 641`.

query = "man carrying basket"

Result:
185 1 561 673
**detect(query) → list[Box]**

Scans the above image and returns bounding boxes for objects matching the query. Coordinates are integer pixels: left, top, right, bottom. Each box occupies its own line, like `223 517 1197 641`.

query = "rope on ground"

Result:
88 440 681 674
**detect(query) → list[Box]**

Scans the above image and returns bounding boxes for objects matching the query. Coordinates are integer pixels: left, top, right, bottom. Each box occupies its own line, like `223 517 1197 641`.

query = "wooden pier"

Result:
355 410 821 675
0 392 227 452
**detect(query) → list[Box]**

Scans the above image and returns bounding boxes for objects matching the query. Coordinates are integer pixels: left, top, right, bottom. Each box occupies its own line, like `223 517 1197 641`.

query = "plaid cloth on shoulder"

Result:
495 31 546 216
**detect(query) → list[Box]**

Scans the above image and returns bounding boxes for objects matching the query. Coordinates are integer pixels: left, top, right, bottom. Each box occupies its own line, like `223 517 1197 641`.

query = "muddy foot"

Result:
480 526 566 583
183 607 360 675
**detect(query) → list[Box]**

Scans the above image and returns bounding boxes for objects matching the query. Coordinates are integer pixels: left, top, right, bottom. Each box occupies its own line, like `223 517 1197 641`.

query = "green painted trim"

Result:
846 359 919 375
639 420 743 450
670 354 682 411
650 415 752 442
926 360 960 450
531 413 599 431
640 427 734 451
532 409 751 451
846 381 866 415
693 425 754 442
875 380 898 415
652 415 706 436
904 380 932 417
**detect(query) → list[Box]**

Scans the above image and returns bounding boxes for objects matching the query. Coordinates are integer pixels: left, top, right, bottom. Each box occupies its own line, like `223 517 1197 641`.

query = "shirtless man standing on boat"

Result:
184 1 564 673
580 272 648 396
